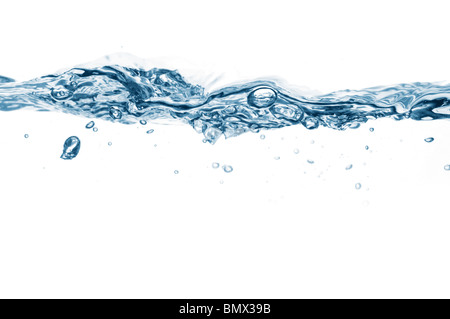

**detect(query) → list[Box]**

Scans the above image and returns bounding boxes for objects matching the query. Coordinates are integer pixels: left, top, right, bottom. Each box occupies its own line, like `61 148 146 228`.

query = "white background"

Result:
1 0 450 298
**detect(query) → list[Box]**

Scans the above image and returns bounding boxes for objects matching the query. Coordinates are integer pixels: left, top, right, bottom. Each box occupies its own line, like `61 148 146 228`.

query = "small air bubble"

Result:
307 159 314 164
355 183 362 190
365 145 369 150
424 137 434 143
260 134 266 140
93 127 98 132
24 134 29 138
140 120 147 125
146 129 154 134
223 165 233 173
345 164 353 170
444 165 450 171
109 106 122 120
212 162 220 169
174 170 179 174
108 142 112 146
85 121 95 129
369 127 374 132
293 148 299 154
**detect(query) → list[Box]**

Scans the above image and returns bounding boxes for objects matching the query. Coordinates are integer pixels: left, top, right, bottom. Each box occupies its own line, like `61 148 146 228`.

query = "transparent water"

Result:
1 63 450 147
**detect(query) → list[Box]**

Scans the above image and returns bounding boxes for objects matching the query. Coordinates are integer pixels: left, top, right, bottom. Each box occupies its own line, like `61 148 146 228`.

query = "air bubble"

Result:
93 127 98 132
424 137 434 143
86 121 95 129
247 87 277 108
140 120 147 125
355 183 361 190
345 164 353 170
223 165 233 173
147 129 154 134
24 134 29 138
260 134 266 140
445 165 450 171
293 148 299 154
174 170 179 174
60 136 81 160
50 86 73 100
212 162 220 169
303 117 319 130
369 127 374 132
109 106 122 120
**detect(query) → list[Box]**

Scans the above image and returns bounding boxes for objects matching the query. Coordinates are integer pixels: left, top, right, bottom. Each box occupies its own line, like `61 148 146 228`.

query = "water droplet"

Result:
369 127 374 132
108 142 112 146
293 148 299 154
346 164 353 170
174 170 179 174
109 106 122 120
307 159 314 164
93 127 98 132
146 129 154 134
247 87 277 108
223 165 233 173
60 136 81 160
260 134 266 140
24 134 29 138
365 145 369 150
50 86 73 100
444 165 450 171
212 162 220 169
355 183 361 190
85 121 95 129
424 137 434 143
140 120 147 125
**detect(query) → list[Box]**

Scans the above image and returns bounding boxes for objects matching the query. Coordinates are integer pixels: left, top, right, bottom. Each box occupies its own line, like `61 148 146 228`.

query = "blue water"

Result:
1 63 450 146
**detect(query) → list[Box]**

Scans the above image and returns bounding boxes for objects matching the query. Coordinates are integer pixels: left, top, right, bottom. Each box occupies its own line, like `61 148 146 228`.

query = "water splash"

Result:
1 62 450 144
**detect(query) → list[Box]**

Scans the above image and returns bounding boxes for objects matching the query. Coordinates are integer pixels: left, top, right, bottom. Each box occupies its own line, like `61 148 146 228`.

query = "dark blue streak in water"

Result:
1 65 450 144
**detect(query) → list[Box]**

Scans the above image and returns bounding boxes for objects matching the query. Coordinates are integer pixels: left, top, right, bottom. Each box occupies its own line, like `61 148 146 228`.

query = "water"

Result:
2 63 450 145
24 134 29 138
346 164 353 170
355 183 362 190
60 136 81 160
424 137 434 143
212 162 220 169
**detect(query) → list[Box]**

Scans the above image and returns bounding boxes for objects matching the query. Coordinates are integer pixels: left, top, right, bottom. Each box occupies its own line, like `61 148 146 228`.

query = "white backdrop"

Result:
1 0 450 298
